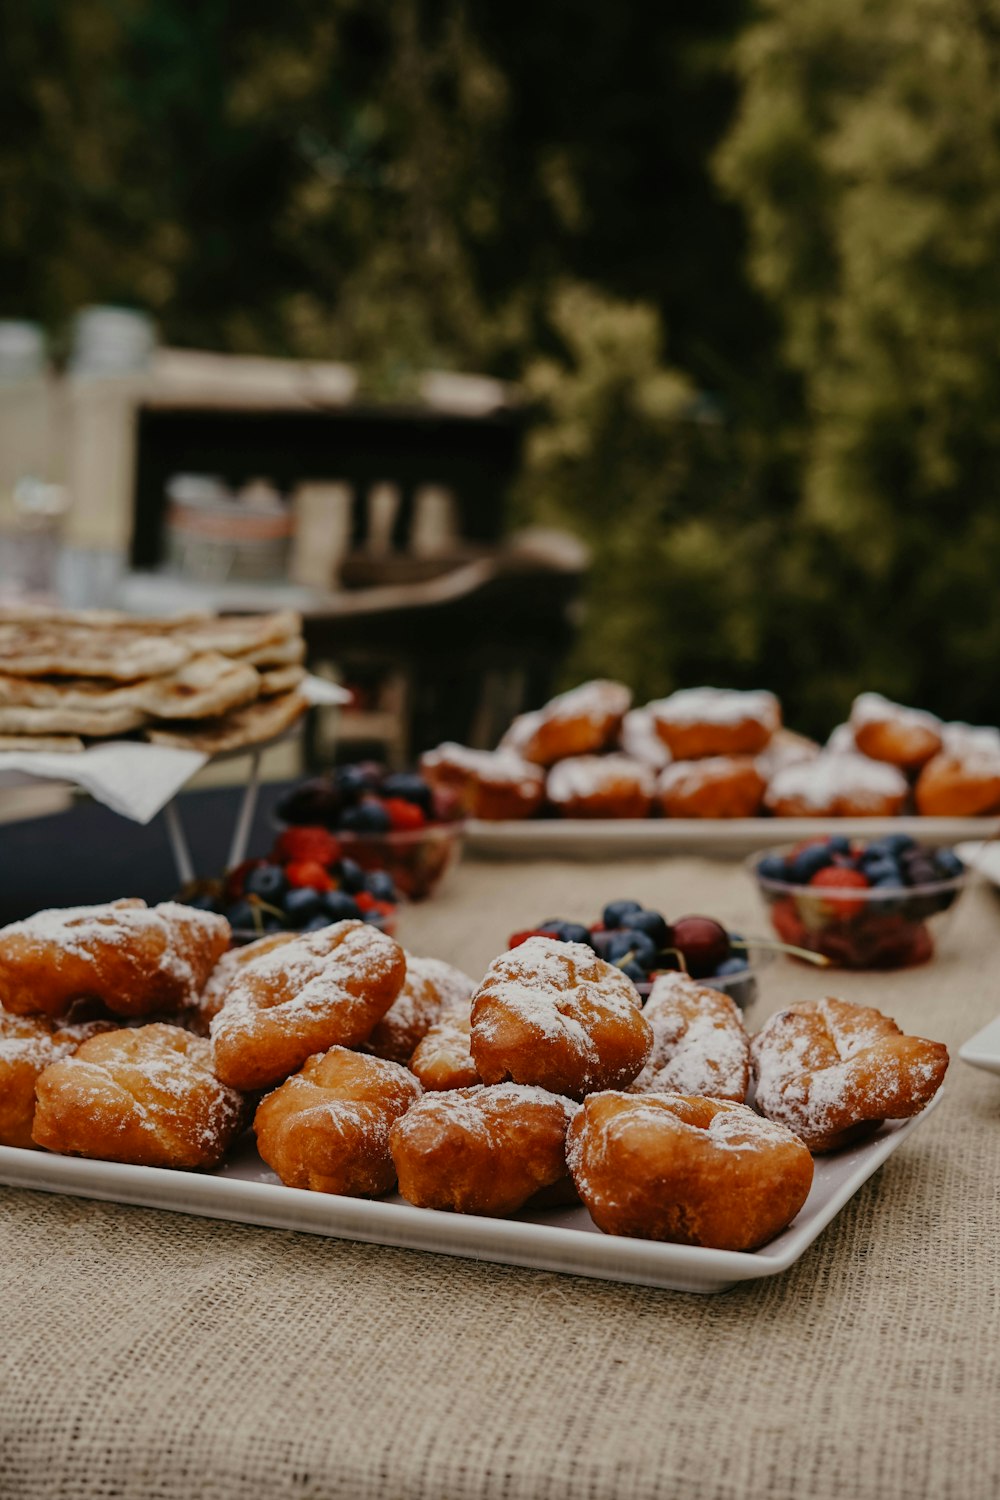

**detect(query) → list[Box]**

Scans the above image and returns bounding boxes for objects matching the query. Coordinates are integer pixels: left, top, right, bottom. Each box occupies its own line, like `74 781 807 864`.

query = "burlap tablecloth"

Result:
2 856 999 1500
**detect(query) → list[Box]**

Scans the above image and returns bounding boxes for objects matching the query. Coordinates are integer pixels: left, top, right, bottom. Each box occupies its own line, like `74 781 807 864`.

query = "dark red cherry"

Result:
671 915 731 978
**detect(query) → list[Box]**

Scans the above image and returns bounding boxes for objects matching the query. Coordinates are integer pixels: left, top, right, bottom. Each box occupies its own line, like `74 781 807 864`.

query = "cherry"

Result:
671 915 731 978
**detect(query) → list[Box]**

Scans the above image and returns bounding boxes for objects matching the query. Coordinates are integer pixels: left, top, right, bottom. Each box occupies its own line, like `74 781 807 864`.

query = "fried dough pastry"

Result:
469 936 651 1100
391 1082 578 1216
408 1013 480 1091
0 1009 114 1149
192 931 299 1034
211 920 405 1091
751 997 949 1152
764 753 908 818
657 756 765 819
849 692 943 772
419 743 545 820
915 723 1000 816
32 1023 247 1168
0 899 230 1019
366 954 475 1064
629 973 750 1102
255 1046 421 1196
649 688 780 761
567 1092 814 1250
517 679 632 766
545 753 654 819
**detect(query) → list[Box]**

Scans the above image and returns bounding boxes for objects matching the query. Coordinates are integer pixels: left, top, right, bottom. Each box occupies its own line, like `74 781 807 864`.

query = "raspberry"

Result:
382 797 427 832
808 865 870 918
354 890 378 912
285 860 333 892
272 826 340 867
223 859 263 902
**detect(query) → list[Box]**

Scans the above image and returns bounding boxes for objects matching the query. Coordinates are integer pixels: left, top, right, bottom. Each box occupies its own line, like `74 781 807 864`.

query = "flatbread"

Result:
0 606 211 631
239 635 306 668
256 664 306 698
144 690 308 755
176 611 301 658
0 623 191 681
0 734 85 753
0 702 149 736
0 653 260 722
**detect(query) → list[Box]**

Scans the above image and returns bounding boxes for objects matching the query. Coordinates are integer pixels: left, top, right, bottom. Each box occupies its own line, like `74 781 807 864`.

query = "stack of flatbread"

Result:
0 607 309 755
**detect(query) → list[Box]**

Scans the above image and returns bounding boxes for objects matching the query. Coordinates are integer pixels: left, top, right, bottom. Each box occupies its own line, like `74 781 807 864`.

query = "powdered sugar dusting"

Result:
629 973 750 1100
650 687 779 729
422 743 545 792
547 754 654 803
850 692 942 735
619 707 672 770
765 753 907 812
539 679 632 730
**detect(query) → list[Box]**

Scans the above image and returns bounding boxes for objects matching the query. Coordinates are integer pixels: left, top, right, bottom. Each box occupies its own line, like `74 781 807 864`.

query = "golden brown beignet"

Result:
0 899 230 1020
469 936 651 1100
419 744 545 820
518 680 632 767
629 973 750 1102
764 753 908 818
0 1010 114 1149
192 931 298 1033
545 754 654 819
657 756 765 819
408 1013 480 1091
390 1082 577 1215
567 1091 814 1250
751 997 949 1152
211 920 405 1091
366 954 475 1064
32 1022 247 1168
849 692 943 772
255 1047 421 1196
648 688 780 761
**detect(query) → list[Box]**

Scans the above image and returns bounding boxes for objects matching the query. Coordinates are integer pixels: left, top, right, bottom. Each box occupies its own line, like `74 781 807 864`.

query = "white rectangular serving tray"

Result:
0 1095 940 1295
464 816 998 860
959 1016 1000 1076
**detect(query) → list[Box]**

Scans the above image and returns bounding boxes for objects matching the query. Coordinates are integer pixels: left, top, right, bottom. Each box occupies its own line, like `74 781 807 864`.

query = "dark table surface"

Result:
0 783 291 924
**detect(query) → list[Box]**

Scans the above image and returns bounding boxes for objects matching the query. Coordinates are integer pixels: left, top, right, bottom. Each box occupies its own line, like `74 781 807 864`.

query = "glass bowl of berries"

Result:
750 836 968 969
274 764 464 901
183 825 401 944
508 900 772 1009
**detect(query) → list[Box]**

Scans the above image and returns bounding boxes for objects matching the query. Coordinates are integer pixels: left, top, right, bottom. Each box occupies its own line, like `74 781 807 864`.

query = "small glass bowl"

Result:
634 945 774 1010
748 846 968 969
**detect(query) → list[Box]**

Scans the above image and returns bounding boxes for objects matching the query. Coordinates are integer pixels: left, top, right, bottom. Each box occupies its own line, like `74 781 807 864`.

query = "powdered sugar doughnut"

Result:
469 935 651 1100
0 899 230 1020
366 954 475 1064
826 723 857 755
32 1022 248 1168
849 693 943 771
420 743 545 820
915 722 1000 816
0 1010 115 1149
518 679 632 766
618 706 672 771
629 973 750 1101
657 756 765 818
497 709 544 758
756 728 820 781
211 920 405 1091
751 997 948 1152
546 753 654 819
764 753 908 817
567 1092 813 1250
191 932 298 1034
408 1012 480 1091
255 1046 421 1196
649 687 780 761
390 1082 578 1215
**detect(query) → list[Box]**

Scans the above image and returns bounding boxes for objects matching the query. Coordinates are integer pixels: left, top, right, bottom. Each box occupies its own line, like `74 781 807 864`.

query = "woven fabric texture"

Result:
1 856 999 1500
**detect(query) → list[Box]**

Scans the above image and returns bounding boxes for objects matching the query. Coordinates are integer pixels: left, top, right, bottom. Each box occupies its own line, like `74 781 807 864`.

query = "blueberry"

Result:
341 801 392 834
381 772 434 817
284 887 322 924
224 899 257 930
276 777 341 827
789 845 834 883
364 870 398 902
321 890 362 921
624 908 671 948
933 850 965 880
335 764 383 801
859 840 897 864
617 929 659 969
303 914 332 932
337 858 365 894
553 922 594 947
603 931 638 963
619 960 647 984
589 929 616 960
713 955 750 976
182 892 218 912
244 864 288 903
827 835 852 855
906 858 940 887
860 858 901 886
602 899 644 928
757 854 790 882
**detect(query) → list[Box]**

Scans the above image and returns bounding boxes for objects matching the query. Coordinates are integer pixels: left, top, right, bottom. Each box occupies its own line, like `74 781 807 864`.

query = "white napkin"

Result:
0 674 351 824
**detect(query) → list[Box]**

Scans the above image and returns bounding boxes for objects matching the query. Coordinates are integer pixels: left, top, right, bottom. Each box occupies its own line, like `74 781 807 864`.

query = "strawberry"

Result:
382 797 427 832
272 826 340 868
808 865 870 918
354 890 378 912
285 860 333 892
